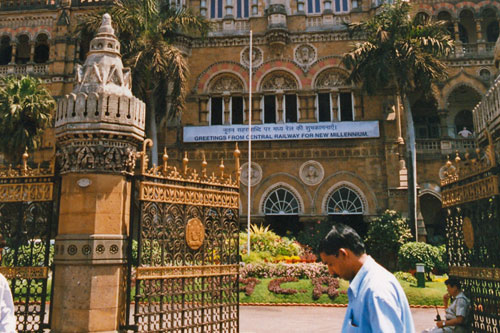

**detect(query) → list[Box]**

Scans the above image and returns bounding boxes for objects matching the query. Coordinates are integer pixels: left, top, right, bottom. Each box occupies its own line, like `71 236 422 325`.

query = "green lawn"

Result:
240 278 446 306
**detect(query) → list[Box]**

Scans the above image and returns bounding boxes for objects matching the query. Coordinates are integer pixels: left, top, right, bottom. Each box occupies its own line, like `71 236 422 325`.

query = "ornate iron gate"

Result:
0 153 57 332
441 138 500 332
125 141 240 332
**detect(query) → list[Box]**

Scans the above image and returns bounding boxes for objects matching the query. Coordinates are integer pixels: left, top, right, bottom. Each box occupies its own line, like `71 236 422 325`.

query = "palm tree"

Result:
342 0 453 239
78 0 210 164
0 75 54 162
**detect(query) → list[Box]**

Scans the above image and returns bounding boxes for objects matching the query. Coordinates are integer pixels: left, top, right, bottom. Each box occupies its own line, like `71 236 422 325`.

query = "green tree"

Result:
364 210 412 270
0 75 54 162
78 0 210 164
342 1 453 237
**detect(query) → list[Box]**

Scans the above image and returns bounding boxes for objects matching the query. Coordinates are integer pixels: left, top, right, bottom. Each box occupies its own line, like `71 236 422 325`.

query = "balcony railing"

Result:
473 76 500 138
305 14 351 29
0 63 49 76
416 138 477 155
0 0 57 10
449 43 495 59
71 0 112 6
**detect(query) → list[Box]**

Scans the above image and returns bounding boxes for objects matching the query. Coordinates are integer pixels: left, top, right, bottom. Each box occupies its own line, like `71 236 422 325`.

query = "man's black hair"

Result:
445 278 461 289
317 223 365 256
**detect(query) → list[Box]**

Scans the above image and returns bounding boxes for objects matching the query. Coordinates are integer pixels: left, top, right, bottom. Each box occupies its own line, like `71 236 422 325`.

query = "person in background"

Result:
458 127 473 138
422 278 470 333
318 223 414 332
0 234 16 333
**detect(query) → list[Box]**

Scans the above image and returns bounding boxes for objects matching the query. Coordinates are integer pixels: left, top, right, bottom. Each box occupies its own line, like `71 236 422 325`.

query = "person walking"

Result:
318 223 415 332
0 235 16 333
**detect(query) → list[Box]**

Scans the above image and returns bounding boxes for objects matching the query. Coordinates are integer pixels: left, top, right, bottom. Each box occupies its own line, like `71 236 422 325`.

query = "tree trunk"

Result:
147 91 159 166
402 94 418 241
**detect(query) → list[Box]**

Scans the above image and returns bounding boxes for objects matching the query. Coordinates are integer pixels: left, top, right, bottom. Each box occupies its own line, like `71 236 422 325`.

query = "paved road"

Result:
240 305 436 332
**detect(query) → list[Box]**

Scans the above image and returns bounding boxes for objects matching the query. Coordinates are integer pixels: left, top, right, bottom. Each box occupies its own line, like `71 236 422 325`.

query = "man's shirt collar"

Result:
348 255 374 298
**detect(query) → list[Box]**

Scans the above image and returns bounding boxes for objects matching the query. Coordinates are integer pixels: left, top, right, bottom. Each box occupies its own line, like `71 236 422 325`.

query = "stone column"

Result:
29 41 35 63
199 96 209 125
251 93 262 124
476 19 485 53
9 41 16 64
330 90 339 121
438 109 449 138
276 93 284 123
52 14 146 333
298 92 316 122
223 94 231 124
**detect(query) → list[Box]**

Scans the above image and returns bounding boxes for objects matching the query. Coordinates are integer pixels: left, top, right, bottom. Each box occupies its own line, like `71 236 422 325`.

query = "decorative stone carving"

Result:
295 44 316 67
185 218 205 250
241 46 263 68
240 162 262 186
209 74 244 93
299 160 324 186
56 139 137 174
56 14 146 174
54 234 127 265
261 71 297 91
315 69 348 88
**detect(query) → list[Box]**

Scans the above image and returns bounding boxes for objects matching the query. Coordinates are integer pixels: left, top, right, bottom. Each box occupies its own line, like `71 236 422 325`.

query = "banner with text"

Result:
183 121 380 143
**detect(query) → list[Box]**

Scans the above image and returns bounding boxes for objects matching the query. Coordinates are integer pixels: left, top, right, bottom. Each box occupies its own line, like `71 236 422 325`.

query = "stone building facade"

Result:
0 0 498 240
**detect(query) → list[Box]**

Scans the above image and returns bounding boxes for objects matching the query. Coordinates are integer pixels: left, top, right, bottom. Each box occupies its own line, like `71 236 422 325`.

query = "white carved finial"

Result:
99 13 115 35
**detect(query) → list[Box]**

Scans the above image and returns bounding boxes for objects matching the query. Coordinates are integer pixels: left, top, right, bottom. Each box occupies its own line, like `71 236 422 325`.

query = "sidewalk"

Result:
240 305 436 332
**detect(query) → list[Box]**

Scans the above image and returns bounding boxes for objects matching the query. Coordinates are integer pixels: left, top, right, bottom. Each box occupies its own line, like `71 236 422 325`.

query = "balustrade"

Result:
0 0 57 10
473 77 500 137
416 138 477 154
0 63 48 76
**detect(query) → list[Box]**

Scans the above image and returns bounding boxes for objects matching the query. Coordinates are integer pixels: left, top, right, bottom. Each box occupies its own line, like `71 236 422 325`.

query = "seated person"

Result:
422 278 470 333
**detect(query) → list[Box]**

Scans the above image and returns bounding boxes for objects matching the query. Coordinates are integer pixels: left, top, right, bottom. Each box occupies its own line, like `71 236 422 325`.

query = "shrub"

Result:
296 220 335 252
398 242 442 277
239 277 261 296
268 277 300 295
394 271 417 285
364 210 412 269
311 276 340 300
239 224 301 260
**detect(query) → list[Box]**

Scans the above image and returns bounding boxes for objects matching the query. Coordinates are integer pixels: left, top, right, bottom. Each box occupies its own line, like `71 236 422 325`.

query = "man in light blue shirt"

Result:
319 223 415 333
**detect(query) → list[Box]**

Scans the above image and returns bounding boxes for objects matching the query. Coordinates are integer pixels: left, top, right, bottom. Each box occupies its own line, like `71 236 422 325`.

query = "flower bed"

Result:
240 262 329 279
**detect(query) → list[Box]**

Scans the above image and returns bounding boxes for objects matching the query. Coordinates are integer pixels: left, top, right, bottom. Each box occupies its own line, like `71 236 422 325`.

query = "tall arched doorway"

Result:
263 186 301 236
326 185 366 237
419 193 445 244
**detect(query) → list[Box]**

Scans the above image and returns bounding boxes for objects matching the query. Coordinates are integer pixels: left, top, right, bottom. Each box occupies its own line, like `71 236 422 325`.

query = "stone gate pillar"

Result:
52 14 145 332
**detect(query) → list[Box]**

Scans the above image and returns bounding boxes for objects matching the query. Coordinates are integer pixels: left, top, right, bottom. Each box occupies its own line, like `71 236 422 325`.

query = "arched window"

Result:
208 74 245 125
454 110 473 135
264 187 300 215
486 21 499 43
437 11 454 36
260 71 298 124
315 68 353 122
415 12 430 24
16 34 30 64
34 34 49 64
327 186 364 214
459 10 475 43
0 36 12 65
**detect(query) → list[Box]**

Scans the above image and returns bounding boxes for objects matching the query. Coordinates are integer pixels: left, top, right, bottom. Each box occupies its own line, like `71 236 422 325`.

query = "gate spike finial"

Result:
201 152 207 178
219 158 225 178
22 148 29 176
234 143 241 184
183 152 189 175
162 147 169 174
